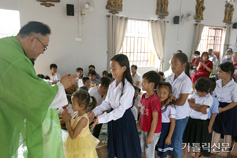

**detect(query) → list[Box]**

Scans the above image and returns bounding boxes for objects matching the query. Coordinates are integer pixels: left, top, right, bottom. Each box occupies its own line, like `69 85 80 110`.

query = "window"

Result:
0 9 20 38
119 19 158 66
197 26 224 59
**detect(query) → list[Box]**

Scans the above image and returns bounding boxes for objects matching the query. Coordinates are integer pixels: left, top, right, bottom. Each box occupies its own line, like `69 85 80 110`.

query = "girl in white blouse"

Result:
212 62 237 157
166 52 192 158
89 54 141 158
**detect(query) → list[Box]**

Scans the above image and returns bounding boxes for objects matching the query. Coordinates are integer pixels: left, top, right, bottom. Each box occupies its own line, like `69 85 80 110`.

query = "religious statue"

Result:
223 3 235 24
106 0 122 14
194 0 205 22
156 0 169 19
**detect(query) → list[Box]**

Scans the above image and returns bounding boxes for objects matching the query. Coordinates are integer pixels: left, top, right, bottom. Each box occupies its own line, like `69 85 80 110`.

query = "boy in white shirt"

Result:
89 77 111 138
49 63 61 83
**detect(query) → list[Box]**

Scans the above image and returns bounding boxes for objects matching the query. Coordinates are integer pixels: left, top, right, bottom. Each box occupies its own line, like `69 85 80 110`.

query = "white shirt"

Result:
50 72 61 82
214 79 237 102
161 105 176 123
132 72 142 88
189 92 213 120
166 71 192 120
77 78 83 88
92 79 135 123
49 82 68 109
134 95 142 108
209 54 219 74
131 106 138 121
89 86 107 106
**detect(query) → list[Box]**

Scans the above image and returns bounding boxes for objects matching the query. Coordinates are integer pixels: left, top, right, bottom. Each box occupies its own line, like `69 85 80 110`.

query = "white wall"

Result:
1 0 237 76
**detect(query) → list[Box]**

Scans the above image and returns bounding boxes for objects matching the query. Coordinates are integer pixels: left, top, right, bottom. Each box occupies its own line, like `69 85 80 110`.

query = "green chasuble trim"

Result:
0 36 62 158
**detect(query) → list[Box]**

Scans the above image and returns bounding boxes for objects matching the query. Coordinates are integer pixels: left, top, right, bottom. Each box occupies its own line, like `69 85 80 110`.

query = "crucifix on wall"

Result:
156 0 169 19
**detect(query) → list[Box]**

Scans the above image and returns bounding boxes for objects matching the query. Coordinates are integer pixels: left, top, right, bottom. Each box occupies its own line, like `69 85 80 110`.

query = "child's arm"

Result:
188 98 208 114
219 102 237 113
208 113 217 134
165 118 175 145
66 118 87 139
63 110 87 139
146 111 158 144
172 94 189 106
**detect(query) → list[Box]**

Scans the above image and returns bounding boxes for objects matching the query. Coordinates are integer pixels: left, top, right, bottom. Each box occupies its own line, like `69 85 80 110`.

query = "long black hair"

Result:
173 52 190 78
111 54 133 96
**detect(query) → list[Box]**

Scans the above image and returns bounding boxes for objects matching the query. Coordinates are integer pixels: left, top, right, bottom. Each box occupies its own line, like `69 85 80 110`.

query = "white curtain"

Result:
107 15 128 70
221 25 232 62
190 23 204 60
149 20 166 71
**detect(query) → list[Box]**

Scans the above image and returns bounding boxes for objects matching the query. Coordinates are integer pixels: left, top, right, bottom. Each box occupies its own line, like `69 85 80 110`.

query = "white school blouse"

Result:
93 79 135 123
166 71 192 120
189 92 213 120
89 86 107 106
213 79 237 103
161 105 176 123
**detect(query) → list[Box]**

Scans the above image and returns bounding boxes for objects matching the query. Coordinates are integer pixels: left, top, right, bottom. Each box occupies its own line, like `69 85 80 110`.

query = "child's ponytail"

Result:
87 96 97 113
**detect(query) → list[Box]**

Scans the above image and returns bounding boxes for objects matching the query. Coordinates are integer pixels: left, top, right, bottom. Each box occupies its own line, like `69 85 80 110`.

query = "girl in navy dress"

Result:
157 82 176 158
89 54 141 158
212 62 237 157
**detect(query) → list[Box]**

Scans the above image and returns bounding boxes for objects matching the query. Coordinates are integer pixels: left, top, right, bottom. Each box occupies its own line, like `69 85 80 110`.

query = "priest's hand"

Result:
88 112 95 124
60 74 78 89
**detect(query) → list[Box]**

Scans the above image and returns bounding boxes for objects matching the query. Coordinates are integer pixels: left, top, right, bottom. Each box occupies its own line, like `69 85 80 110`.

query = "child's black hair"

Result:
76 67 83 72
44 75 50 80
66 94 72 104
88 65 95 69
79 86 88 91
102 70 108 76
82 77 90 84
208 77 216 93
158 82 174 113
111 54 134 96
134 86 141 93
158 71 164 77
195 78 211 93
107 73 113 79
88 70 97 76
142 71 160 89
50 63 57 69
194 51 200 56
37 74 44 79
131 65 138 70
100 77 111 88
73 89 97 113
219 62 235 75
173 52 190 78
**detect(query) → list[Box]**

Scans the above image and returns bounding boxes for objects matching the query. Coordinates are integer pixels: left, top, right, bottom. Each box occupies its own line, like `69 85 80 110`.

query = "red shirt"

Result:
140 93 162 133
191 57 200 67
234 62 237 70
197 60 213 75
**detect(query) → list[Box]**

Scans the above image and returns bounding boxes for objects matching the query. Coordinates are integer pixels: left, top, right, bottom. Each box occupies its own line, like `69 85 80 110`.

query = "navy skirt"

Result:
107 109 141 158
157 123 174 157
213 102 237 136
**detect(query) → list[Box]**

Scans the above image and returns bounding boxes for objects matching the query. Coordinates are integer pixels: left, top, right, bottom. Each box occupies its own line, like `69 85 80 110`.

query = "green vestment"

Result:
0 36 63 158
